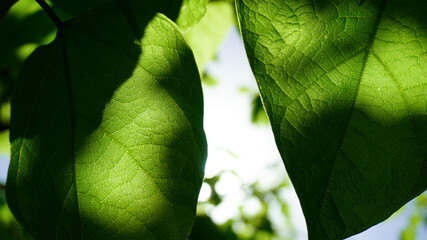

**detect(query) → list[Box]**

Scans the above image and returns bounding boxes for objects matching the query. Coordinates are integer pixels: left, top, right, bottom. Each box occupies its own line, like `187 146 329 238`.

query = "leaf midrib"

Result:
370 50 426 191
312 0 388 237
56 17 202 239
66 24 203 157
58 29 83 239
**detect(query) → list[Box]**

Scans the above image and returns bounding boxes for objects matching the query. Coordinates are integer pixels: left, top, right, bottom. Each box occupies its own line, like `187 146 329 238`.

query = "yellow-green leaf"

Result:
185 1 234 72
6 1 206 239
237 0 427 239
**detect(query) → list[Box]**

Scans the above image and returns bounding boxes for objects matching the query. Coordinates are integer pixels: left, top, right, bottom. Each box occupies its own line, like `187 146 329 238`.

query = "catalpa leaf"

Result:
237 0 427 239
50 0 208 29
6 1 206 239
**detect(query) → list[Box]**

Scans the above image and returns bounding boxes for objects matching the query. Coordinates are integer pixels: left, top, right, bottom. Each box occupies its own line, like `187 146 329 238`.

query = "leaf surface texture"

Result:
6 1 206 239
237 0 427 239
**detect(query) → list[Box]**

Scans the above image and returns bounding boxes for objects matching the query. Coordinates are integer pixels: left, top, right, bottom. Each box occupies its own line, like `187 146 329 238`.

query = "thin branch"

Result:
35 0 63 30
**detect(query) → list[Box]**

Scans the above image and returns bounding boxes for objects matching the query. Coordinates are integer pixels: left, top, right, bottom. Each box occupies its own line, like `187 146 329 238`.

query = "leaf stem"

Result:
35 0 62 30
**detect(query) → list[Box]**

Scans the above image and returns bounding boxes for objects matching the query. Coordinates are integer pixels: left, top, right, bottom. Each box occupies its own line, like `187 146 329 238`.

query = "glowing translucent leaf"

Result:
7 1 206 239
237 0 427 239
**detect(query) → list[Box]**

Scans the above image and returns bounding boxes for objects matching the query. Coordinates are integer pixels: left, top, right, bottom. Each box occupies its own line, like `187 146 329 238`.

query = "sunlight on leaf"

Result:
237 0 427 239
6 1 206 239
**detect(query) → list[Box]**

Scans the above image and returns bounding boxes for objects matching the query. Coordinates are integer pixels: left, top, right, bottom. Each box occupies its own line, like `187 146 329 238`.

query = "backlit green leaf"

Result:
185 1 234 72
237 0 427 239
6 1 206 239
176 0 209 30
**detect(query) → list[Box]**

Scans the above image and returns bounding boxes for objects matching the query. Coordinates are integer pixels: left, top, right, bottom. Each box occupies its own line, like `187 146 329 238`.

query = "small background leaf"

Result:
185 0 234 73
175 0 209 30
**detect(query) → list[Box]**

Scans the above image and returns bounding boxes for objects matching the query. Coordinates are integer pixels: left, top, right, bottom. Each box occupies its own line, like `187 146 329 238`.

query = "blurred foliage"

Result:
192 165 297 240
202 73 218 87
400 194 427 240
0 186 33 240
250 95 269 125
0 0 56 156
0 130 9 155
0 0 17 19
0 0 56 135
0 0 56 75
239 87 269 125
185 0 234 75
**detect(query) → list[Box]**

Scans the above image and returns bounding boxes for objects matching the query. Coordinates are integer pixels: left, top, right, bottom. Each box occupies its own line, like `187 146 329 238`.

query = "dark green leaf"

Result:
6 1 206 239
189 216 238 240
237 0 427 239
50 0 208 29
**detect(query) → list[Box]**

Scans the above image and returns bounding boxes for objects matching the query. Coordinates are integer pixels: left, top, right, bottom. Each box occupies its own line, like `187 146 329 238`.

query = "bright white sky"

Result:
0 26 425 240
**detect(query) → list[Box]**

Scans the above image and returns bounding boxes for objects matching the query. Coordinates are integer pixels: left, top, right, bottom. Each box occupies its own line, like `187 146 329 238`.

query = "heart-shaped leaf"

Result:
237 0 427 239
6 1 206 239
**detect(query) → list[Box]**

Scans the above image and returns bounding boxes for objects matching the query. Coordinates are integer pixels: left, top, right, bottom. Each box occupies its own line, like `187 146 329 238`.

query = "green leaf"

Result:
185 1 234 72
50 0 208 29
175 0 209 30
237 0 427 239
400 213 420 240
0 130 9 155
6 1 206 239
0 0 17 19
250 95 268 125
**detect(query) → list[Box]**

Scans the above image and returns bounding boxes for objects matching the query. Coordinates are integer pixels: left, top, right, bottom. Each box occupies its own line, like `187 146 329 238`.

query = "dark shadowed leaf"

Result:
6 1 206 239
50 0 208 29
237 0 427 239
189 215 238 240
